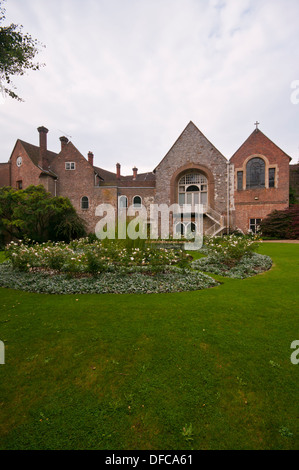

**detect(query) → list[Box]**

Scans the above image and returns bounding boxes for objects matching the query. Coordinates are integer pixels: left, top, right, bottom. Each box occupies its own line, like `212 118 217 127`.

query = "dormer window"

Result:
65 162 76 170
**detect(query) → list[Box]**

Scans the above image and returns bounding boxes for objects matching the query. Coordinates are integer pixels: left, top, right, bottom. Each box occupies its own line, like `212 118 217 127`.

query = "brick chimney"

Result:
88 151 94 166
132 166 138 180
37 126 49 169
116 163 121 179
59 136 69 150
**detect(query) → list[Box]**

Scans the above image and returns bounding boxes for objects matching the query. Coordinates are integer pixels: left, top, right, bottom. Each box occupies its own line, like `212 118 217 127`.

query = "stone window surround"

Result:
235 154 278 190
169 164 215 210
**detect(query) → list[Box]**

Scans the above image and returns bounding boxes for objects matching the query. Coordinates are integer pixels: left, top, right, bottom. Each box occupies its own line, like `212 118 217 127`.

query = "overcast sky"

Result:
1 0 299 174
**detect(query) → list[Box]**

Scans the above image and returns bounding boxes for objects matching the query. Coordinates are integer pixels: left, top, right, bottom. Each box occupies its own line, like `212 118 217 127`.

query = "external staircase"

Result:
205 207 227 236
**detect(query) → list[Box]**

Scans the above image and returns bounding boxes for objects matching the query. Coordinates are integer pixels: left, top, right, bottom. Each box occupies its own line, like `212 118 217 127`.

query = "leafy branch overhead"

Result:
0 0 45 101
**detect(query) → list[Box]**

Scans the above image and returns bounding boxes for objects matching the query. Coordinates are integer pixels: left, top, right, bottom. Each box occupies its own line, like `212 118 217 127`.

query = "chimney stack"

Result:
88 151 94 166
132 166 138 180
59 136 69 150
116 163 121 179
37 126 49 169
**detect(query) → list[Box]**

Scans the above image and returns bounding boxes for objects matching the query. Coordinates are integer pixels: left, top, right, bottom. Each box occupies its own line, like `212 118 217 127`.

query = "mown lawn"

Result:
0 243 298 450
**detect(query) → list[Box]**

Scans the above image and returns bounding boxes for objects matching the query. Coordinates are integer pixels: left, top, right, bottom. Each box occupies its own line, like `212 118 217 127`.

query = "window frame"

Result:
133 195 142 208
246 157 265 189
65 162 76 170
81 196 89 210
118 195 128 210
178 173 208 209
237 171 243 190
269 168 276 188
249 218 262 234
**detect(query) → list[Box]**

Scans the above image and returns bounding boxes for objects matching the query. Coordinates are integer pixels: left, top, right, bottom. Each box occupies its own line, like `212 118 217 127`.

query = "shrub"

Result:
260 205 299 239
203 234 260 267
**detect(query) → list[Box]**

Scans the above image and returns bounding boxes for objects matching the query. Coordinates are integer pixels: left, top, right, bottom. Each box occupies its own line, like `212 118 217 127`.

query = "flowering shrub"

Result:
203 234 260 267
5 238 190 275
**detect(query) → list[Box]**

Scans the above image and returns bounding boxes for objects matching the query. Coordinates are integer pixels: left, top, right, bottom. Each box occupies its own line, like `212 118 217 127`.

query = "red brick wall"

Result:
0 162 10 187
10 141 42 189
230 130 290 233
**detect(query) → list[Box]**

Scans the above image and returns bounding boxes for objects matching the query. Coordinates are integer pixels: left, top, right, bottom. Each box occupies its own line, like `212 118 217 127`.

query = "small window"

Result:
16 180 23 190
237 171 243 190
249 218 262 234
133 196 142 208
118 195 128 209
269 168 275 188
175 223 185 236
81 196 89 209
65 162 76 170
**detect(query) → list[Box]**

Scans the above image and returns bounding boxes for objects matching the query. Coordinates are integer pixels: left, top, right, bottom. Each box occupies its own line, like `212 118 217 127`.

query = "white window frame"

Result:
249 218 262 234
65 162 76 170
118 195 128 209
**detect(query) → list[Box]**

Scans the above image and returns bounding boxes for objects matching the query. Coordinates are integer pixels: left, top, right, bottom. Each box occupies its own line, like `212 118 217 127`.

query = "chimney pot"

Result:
132 166 138 179
116 163 121 179
59 136 69 150
37 126 49 169
88 151 94 166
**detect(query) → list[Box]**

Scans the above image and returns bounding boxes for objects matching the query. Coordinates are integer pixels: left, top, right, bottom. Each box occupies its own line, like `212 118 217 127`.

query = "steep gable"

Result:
230 128 292 163
155 121 227 172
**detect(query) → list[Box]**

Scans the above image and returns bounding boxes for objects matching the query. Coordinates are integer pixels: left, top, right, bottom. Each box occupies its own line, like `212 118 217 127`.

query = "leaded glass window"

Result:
81 196 89 209
237 171 243 190
246 158 265 189
269 168 275 188
178 173 208 208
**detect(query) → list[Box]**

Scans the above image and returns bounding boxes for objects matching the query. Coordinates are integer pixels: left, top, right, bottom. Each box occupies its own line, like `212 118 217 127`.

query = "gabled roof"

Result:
18 140 58 167
154 121 227 171
230 128 292 161
9 139 59 177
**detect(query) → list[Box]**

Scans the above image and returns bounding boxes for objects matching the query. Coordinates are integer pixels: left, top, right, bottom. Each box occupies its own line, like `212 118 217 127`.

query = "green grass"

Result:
0 243 298 450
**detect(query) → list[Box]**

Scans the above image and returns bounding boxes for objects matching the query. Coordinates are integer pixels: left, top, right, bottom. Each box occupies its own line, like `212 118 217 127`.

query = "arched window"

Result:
133 195 142 208
118 195 128 209
246 158 265 189
186 222 196 235
175 223 185 236
178 173 208 208
81 196 89 209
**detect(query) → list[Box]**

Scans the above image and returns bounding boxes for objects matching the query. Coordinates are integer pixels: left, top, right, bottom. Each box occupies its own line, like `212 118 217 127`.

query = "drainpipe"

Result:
226 161 230 235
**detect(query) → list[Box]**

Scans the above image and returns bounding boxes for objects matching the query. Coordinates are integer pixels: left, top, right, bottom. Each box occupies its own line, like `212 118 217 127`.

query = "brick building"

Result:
0 121 292 236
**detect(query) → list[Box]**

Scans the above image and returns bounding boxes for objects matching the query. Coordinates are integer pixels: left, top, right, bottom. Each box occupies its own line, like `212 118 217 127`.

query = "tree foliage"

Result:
0 185 86 244
260 205 299 239
0 0 45 101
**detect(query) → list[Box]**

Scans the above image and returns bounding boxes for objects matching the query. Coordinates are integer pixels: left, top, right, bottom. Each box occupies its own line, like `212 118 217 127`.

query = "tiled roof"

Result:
94 166 156 187
19 140 58 168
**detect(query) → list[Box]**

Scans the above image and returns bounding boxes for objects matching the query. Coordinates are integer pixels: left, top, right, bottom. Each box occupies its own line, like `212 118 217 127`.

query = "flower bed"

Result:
0 262 219 294
5 238 190 274
1 235 273 294
1 238 219 294
192 252 272 278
